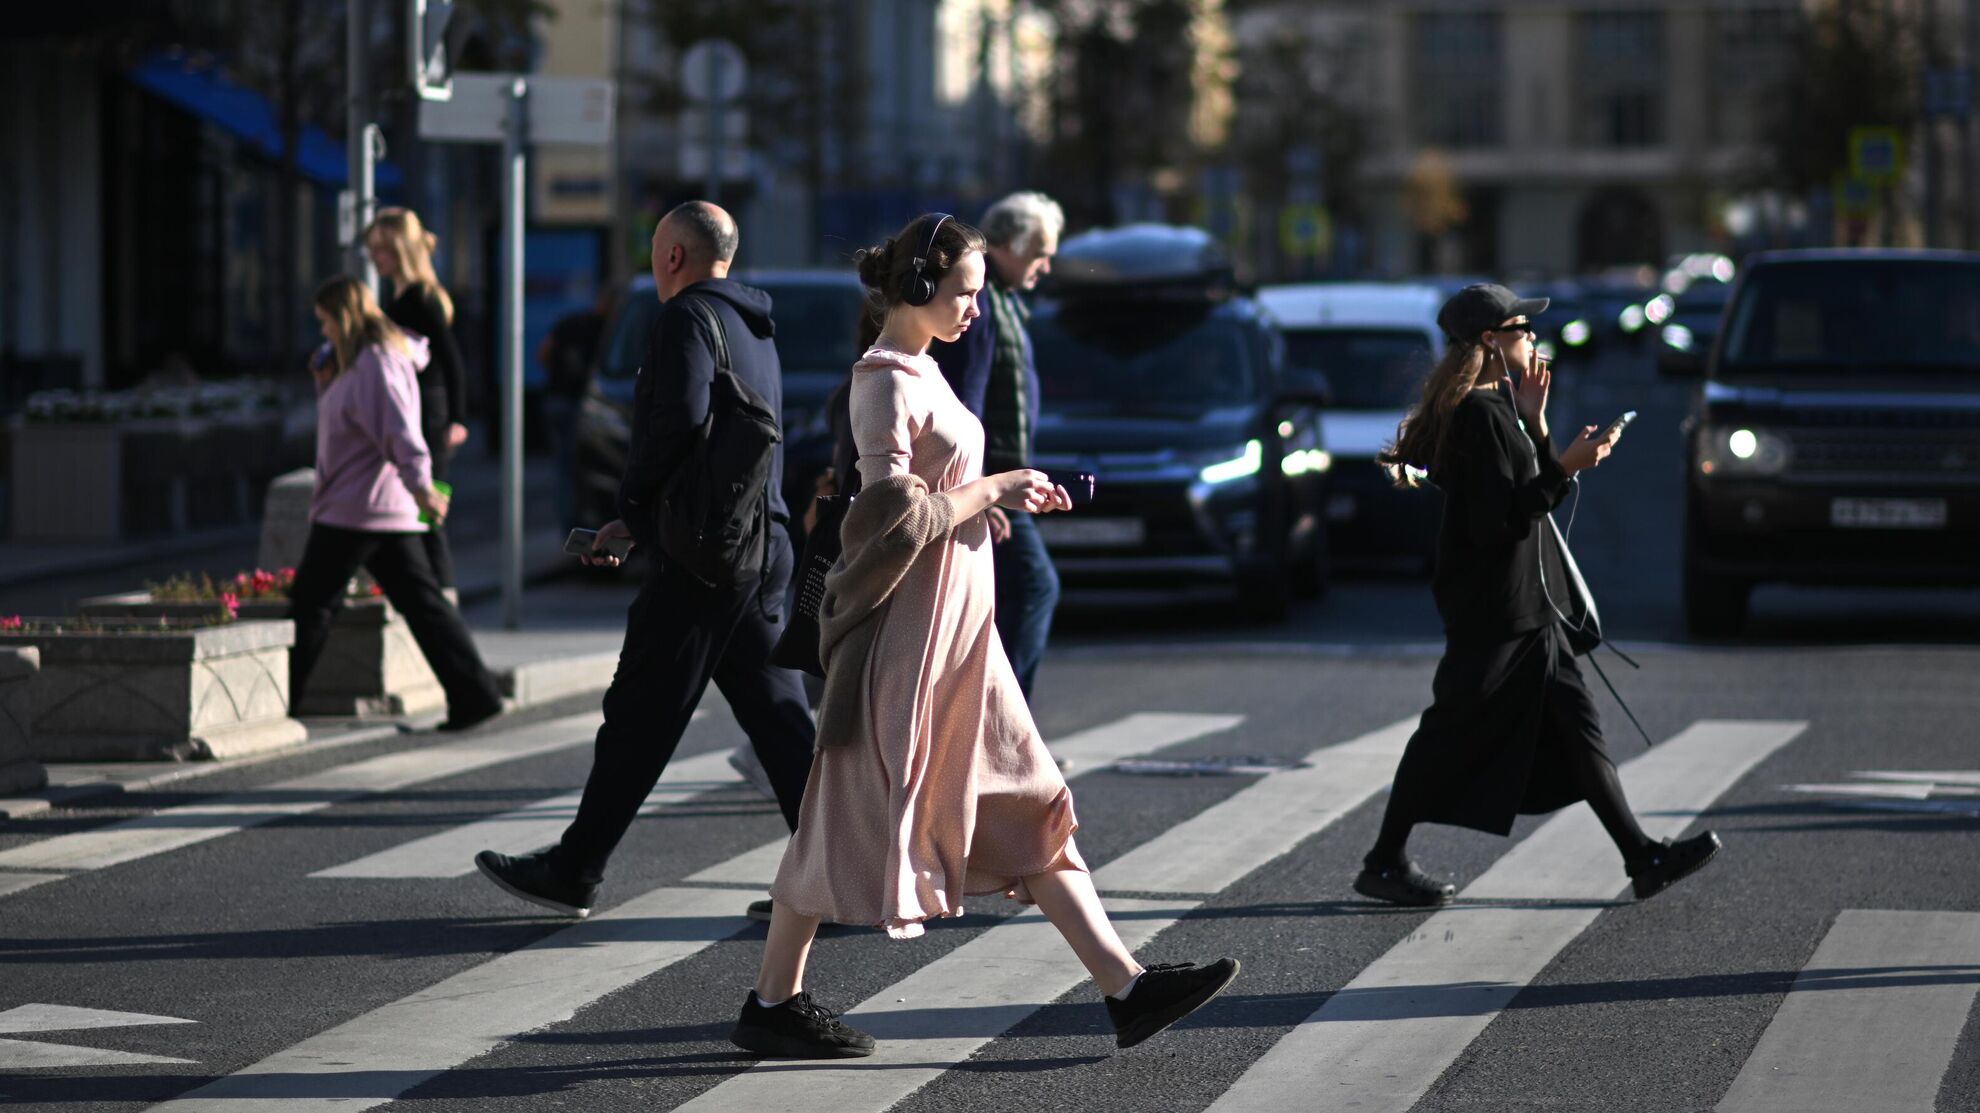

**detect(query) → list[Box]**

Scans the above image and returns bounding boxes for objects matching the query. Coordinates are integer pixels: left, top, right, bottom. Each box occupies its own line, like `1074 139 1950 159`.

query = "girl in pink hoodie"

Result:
286 276 504 731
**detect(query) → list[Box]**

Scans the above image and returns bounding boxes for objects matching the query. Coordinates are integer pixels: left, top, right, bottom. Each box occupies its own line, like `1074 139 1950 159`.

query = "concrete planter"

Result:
0 619 306 762
77 593 444 719
0 648 46 794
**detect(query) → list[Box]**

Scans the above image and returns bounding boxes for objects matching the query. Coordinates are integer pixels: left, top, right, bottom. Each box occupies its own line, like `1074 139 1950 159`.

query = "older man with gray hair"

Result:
931 191 1066 704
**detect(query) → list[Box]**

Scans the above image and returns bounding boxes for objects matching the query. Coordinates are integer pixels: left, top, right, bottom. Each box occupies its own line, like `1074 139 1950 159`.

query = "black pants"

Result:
420 417 456 591
288 523 503 718
1369 622 1652 865
556 524 816 884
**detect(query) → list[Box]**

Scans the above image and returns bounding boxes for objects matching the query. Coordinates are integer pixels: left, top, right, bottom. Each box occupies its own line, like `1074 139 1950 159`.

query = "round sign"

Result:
680 39 747 104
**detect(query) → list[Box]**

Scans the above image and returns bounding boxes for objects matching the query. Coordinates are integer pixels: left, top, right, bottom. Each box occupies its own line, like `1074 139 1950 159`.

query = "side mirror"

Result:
1278 367 1332 409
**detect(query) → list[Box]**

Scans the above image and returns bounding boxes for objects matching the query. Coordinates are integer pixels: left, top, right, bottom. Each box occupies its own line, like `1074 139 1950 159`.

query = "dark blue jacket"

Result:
618 278 790 537
930 278 1040 471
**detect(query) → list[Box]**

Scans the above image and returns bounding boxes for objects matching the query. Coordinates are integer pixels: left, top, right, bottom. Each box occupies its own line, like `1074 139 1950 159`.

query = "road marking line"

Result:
1715 910 1980 1113
669 717 1417 1113
0 713 605 878
0 1003 199 1070
0 871 64 898
138 712 1249 1112
1205 719 1807 1113
312 715 725 880
681 712 1247 888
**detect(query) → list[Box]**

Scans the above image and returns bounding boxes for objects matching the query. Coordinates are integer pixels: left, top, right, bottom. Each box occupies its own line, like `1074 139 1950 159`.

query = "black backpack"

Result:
655 295 782 590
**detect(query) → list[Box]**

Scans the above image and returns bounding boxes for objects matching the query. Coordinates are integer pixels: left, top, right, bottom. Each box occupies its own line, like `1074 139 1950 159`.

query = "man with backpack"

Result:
475 201 816 920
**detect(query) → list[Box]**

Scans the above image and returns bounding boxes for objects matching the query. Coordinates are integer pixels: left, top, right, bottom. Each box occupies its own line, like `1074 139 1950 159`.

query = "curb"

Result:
0 650 615 821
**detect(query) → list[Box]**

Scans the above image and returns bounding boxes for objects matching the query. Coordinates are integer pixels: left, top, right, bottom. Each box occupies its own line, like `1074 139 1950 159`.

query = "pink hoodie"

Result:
310 334 436 533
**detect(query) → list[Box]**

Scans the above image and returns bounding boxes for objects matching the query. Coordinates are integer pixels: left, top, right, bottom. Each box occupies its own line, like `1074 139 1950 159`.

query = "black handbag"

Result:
770 495 848 677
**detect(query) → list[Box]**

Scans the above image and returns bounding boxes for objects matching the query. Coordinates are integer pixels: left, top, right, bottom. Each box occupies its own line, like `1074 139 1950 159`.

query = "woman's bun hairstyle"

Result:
853 213 987 327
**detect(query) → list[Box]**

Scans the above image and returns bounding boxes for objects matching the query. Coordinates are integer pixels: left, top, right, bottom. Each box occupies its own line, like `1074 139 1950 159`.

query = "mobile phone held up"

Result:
1047 471 1097 508
564 527 633 560
1602 411 1638 441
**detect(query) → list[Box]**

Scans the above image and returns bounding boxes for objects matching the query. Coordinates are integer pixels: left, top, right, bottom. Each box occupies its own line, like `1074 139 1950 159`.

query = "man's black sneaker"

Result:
1628 831 1722 900
1106 959 1241 1049
746 899 773 923
1353 860 1456 907
438 701 504 733
729 991 875 1059
474 848 596 918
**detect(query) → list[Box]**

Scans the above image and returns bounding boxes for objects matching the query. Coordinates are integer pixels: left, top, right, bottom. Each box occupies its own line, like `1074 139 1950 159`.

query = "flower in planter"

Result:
0 616 21 631
218 592 240 621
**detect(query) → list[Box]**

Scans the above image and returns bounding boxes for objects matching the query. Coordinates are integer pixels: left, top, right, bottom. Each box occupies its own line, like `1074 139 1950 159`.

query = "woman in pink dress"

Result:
728 214 1239 1059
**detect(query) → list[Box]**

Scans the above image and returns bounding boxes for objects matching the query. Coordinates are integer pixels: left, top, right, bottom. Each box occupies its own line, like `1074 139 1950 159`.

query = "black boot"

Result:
1627 831 1722 900
474 847 597 918
1105 959 1241 1049
1354 858 1456 907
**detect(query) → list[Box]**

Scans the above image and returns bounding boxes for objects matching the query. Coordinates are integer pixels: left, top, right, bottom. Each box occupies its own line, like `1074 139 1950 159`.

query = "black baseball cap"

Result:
1437 284 1549 344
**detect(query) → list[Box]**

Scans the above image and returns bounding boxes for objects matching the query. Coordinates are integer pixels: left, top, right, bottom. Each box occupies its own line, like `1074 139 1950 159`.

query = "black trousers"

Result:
420 416 457 590
556 524 816 884
287 523 504 717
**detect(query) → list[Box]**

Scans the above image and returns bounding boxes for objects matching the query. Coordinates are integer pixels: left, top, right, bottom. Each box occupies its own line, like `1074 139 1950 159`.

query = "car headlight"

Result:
1619 304 1647 333
1662 323 1695 352
1645 294 1675 325
1696 426 1791 477
1561 319 1593 347
1281 448 1332 476
1198 440 1262 485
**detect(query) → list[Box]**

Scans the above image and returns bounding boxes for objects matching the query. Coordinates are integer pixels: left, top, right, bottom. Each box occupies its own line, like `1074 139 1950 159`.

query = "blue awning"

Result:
129 54 403 191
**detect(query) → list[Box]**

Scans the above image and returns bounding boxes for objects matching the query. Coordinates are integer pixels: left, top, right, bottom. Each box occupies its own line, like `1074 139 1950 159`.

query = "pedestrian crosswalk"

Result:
7 704 1978 1113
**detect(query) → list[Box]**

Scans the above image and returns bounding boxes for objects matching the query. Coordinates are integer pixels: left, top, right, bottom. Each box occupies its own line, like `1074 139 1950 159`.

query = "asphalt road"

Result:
5 342 1980 1112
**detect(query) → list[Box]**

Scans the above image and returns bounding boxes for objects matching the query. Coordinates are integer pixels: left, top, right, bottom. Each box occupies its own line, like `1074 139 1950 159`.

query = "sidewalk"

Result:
0 441 647 819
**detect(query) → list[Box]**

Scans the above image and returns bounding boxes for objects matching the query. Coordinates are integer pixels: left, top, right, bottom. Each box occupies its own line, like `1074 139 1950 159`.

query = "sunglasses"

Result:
1491 321 1535 339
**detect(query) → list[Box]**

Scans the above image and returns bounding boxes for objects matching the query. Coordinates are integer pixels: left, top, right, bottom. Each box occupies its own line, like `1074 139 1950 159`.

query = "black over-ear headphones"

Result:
899 213 953 308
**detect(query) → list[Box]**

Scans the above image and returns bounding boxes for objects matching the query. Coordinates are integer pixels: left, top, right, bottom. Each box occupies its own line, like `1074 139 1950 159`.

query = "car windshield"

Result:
1031 306 1255 413
596 281 864 382
1281 328 1429 410
1720 261 1980 374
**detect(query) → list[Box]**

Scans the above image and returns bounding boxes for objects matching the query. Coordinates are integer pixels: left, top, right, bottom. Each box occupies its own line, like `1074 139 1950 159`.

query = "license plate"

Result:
1035 517 1145 548
1829 498 1948 529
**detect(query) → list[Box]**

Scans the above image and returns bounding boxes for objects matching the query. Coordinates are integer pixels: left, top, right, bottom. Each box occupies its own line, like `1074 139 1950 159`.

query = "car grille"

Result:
1782 411 1980 478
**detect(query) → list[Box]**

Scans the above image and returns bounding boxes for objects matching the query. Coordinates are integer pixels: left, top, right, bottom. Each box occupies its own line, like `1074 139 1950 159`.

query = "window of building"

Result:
1410 12 1503 149
1708 5 1802 146
1573 11 1666 148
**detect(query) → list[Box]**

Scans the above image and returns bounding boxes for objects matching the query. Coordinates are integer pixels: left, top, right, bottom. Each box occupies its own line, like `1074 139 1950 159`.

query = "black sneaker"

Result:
746 899 773 923
729 991 875 1059
1628 831 1722 900
1353 860 1456 907
474 848 596 918
438 701 504 733
1106 959 1241 1049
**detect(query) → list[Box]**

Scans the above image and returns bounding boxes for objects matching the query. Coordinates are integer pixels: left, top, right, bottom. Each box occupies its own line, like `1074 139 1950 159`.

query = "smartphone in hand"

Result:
1048 471 1097 508
564 527 632 560
1601 410 1638 441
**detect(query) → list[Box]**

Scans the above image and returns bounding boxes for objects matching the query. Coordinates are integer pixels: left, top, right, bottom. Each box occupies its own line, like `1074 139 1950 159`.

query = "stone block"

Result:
2 620 307 762
0 648 47 794
77 593 443 719
257 467 317 573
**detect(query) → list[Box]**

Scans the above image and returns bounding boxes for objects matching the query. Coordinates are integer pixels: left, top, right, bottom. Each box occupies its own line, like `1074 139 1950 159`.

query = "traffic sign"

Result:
1279 203 1332 259
1835 174 1876 217
680 40 747 104
418 73 614 146
1849 126 1904 184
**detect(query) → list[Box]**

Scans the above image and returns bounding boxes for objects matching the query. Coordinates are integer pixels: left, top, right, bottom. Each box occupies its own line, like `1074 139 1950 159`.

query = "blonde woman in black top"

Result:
367 207 468 589
1361 284 1720 907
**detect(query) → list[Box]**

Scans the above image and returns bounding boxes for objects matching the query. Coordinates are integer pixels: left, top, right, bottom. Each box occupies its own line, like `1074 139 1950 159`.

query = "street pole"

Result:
346 0 377 290
501 78 528 630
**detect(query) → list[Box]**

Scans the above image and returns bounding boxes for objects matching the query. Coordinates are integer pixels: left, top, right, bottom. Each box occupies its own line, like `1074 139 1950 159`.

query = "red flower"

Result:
217 592 240 620
0 615 21 631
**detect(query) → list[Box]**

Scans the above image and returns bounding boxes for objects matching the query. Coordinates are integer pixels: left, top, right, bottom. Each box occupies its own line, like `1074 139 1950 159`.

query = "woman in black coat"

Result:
1361 284 1720 907
367 207 469 591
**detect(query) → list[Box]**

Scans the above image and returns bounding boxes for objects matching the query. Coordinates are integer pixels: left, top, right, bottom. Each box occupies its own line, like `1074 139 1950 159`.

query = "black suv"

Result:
1681 249 1980 634
1028 225 1332 618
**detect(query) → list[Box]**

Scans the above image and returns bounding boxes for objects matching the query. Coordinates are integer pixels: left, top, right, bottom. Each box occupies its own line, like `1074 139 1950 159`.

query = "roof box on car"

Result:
1045 224 1235 301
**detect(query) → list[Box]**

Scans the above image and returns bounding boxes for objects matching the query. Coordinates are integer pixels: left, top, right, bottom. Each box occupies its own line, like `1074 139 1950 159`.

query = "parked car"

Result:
573 270 865 536
1681 249 1980 635
1256 281 1442 571
1655 278 1733 378
1029 225 1332 618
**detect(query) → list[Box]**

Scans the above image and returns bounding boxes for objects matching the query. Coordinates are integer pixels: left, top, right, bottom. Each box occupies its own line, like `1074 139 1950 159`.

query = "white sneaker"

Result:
728 744 779 803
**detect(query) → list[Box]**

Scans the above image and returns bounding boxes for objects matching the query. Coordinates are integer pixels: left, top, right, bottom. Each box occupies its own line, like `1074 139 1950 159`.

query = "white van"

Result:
1256 282 1445 569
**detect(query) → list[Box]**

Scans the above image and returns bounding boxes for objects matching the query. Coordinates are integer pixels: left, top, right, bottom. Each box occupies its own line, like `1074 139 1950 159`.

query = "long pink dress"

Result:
769 347 1087 938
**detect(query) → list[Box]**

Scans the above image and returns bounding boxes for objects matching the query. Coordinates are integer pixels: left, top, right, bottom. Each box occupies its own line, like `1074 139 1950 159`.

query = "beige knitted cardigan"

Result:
813 473 957 749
